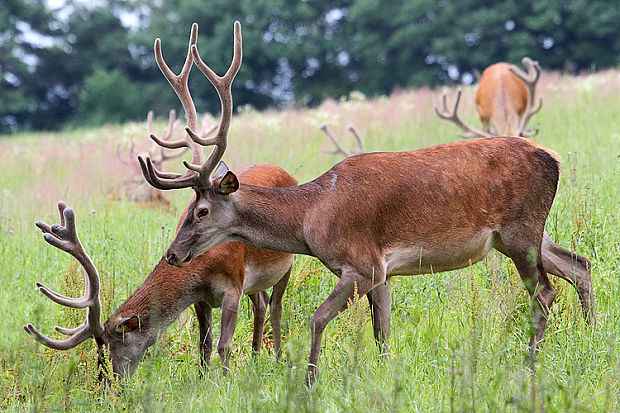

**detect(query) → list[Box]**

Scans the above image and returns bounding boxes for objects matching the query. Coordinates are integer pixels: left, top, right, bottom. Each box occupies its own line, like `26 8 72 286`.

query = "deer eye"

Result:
197 208 209 218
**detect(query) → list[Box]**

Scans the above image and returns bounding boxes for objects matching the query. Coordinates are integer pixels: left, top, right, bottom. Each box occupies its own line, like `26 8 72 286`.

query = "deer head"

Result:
23 202 153 379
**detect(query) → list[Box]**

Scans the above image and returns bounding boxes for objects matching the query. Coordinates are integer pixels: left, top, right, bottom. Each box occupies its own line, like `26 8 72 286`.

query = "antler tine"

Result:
163 109 178 140
24 322 94 350
146 110 161 156
510 57 542 137
200 115 218 137
116 143 131 166
138 156 200 190
154 24 199 139
434 90 491 139
116 135 136 166
320 124 350 157
144 109 187 152
347 124 364 155
159 147 189 164
152 23 201 167
186 21 242 187
148 109 189 165
24 202 104 350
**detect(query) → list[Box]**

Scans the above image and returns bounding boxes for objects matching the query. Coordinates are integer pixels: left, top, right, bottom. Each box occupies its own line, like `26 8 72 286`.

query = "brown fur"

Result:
475 63 529 135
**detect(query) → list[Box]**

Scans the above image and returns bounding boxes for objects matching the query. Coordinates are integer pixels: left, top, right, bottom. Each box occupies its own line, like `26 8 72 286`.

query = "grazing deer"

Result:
139 22 595 385
435 57 542 138
116 110 216 208
24 25 298 379
319 123 364 157
24 166 295 379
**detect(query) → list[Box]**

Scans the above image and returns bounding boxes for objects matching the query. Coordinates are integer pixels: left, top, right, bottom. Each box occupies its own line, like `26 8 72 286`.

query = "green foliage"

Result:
0 0 59 132
76 69 153 126
2 0 620 132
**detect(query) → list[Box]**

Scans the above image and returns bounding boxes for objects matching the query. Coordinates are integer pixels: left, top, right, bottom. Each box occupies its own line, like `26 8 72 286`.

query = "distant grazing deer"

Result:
319 123 364 157
24 166 295 379
116 110 215 208
139 23 595 385
435 57 542 138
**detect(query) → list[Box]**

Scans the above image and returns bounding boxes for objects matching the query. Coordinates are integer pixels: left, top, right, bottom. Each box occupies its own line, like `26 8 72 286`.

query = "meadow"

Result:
0 69 618 412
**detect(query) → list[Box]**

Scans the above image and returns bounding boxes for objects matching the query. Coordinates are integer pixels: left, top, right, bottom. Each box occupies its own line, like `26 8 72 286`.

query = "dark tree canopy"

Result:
1 0 619 133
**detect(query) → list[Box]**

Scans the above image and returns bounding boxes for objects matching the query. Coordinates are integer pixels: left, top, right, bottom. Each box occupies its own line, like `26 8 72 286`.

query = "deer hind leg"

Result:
366 279 391 358
307 265 382 385
497 228 556 359
248 291 269 354
194 300 213 374
541 232 597 326
269 266 292 359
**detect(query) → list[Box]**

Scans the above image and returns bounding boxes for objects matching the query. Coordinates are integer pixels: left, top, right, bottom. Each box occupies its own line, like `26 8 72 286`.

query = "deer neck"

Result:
231 182 321 255
109 260 205 335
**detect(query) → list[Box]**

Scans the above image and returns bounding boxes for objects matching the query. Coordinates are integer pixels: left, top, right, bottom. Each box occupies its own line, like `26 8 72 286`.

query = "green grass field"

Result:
0 70 618 412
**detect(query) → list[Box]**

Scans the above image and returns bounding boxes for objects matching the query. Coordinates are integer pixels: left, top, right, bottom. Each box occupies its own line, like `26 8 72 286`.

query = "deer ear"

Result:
114 316 140 334
211 161 230 181
217 171 239 195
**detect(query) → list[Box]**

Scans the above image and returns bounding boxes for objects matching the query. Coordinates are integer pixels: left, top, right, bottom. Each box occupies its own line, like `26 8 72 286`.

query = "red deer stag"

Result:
435 57 542 137
24 22 298 380
319 123 364 157
139 23 595 385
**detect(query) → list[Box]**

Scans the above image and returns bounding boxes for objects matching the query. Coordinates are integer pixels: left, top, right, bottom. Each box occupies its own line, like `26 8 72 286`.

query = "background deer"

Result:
319 123 364 157
139 23 595 385
435 57 542 138
116 110 216 209
24 165 295 378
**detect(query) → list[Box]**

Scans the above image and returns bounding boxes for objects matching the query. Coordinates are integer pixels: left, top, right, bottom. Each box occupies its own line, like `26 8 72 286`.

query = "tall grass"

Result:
0 70 618 411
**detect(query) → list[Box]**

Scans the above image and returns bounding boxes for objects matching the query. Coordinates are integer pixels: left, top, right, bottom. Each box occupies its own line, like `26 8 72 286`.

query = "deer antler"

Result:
509 57 542 137
139 21 242 190
146 110 190 166
23 201 104 350
434 90 492 139
320 124 364 157
116 137 136 166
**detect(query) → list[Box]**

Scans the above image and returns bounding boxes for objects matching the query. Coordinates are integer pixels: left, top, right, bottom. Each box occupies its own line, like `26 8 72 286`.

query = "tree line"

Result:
1 0 618 133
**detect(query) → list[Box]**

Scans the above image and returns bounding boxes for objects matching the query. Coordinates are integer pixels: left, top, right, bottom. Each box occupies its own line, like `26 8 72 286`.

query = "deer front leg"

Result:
248 291 269 353
218 291 242 376
270 266 292 358
307 268 376 386
367 279 391 358
195 301 213 374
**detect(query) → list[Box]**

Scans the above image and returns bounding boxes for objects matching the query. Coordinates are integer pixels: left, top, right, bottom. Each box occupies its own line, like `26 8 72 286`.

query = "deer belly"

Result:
384 229 497 276
242 256 294 295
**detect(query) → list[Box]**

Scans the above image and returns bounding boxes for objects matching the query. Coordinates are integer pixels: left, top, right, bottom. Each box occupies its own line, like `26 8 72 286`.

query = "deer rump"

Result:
475 62 529 136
